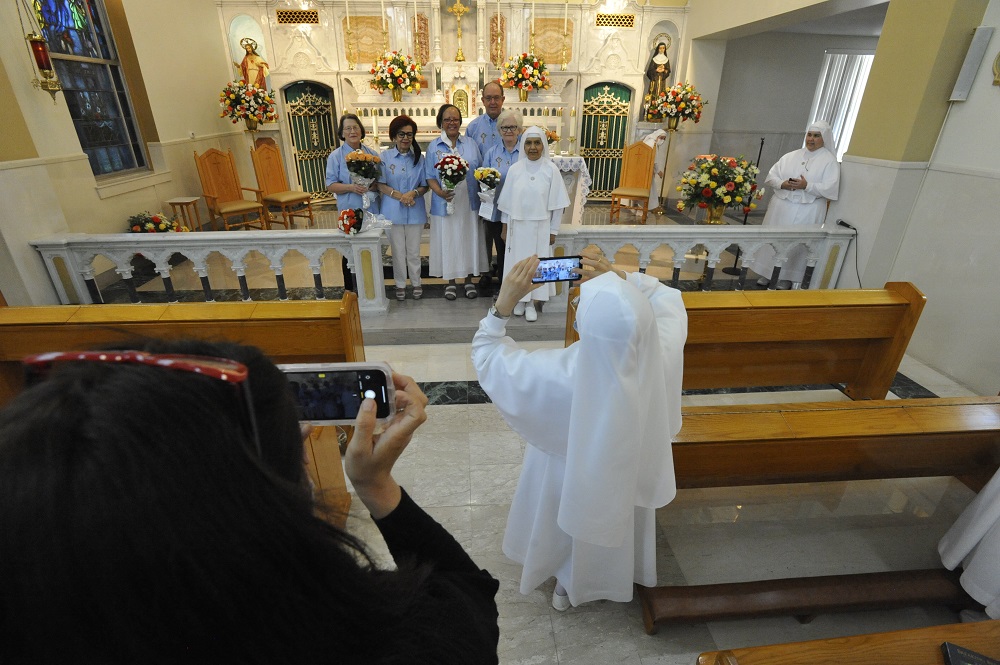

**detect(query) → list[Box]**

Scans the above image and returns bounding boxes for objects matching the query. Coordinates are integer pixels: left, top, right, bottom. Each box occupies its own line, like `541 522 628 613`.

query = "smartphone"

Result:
531 256 583 283
278 361 395 425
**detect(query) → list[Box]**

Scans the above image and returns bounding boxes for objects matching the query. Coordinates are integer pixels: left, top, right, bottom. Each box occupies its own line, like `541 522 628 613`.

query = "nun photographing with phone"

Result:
495 126 570 322
472 251 688 610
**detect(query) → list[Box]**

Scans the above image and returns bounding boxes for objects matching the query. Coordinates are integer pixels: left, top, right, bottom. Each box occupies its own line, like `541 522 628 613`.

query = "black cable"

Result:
836 219 862 287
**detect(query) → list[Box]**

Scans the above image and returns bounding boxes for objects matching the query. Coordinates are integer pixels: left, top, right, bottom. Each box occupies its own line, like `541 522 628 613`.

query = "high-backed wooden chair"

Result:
250 143 315 229
193 148 266 231
609 141 656 225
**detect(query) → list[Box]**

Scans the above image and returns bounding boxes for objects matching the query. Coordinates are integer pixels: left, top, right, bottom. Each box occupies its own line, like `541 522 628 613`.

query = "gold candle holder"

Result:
346 29 356 69
569 136 577 156
561 33 568 71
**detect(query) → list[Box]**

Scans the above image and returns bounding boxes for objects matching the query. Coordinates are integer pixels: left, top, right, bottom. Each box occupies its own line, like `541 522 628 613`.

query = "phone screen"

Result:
531 256 583 283
284 368 391 421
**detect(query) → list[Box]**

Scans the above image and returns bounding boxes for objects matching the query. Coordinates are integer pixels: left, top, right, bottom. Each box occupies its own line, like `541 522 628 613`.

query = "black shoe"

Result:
479 274 493 296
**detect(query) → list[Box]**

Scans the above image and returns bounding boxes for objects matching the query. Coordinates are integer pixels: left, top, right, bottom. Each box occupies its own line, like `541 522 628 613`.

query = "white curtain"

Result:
808 50 874 161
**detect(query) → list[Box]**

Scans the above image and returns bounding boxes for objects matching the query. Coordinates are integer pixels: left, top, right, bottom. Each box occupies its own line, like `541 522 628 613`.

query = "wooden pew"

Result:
697 619 1000 665
0 295 365 525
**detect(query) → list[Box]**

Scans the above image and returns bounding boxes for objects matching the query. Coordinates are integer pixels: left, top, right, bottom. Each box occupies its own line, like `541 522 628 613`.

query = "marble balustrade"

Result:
30 224 853 316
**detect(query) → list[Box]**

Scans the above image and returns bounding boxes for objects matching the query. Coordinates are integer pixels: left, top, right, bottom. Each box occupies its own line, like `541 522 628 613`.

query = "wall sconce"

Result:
16 0 62 102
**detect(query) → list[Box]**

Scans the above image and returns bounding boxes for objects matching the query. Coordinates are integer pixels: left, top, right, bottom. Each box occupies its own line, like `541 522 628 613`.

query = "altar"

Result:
552 155 592 226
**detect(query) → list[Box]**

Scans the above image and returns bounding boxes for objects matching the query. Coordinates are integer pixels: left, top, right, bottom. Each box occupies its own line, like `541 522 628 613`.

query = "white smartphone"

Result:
278 361 395 425
532 256 583 283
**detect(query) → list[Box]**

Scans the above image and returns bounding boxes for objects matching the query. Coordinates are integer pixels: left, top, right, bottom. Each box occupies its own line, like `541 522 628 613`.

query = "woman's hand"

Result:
442 187 456 202
353 183 368 195
500 224 507 242
494 255 540 316
578 249 625 283
344 372 428 519
399 190 416 207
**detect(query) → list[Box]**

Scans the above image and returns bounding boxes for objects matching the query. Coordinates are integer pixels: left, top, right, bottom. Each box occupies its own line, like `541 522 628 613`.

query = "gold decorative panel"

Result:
342 16 386 65
595 13 634 28
412 14 430 65
534 18 573 67
276 9 319 24
490 13 507 67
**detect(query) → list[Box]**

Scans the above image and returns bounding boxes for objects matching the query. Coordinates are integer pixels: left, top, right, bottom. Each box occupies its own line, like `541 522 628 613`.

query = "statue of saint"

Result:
234 38 269 89
645 42 671 98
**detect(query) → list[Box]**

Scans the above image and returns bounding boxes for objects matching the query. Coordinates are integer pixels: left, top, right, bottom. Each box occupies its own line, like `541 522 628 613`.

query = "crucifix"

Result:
448 0 468 62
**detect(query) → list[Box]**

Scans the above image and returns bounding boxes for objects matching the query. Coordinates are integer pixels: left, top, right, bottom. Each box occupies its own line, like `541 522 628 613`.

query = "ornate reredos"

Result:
583 34 641 77
276 32 335 73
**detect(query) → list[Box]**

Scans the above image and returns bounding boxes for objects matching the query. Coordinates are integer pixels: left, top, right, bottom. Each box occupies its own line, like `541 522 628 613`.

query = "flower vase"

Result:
391 88 403 102
704 203 727 225
244 117 259 132
518 88 529 102
666 116 680 131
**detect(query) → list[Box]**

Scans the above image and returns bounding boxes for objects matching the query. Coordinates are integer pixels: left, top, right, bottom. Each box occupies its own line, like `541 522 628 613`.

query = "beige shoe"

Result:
525 303 537 322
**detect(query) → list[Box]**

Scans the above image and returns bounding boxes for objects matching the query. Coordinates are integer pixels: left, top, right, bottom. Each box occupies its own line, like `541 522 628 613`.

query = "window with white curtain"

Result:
808 50 874 161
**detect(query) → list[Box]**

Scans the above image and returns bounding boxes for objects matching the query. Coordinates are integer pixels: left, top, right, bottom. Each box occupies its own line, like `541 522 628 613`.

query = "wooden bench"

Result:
0 295 365 524
697 618 1000 665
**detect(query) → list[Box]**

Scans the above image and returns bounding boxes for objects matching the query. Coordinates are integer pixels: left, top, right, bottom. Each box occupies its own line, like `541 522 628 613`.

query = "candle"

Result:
563 0 568 33
345 0 351 30
372 112 377 136
571 107 576 117
414 0 418 35
380 0 386 32
557 107 563 117
531 1 535 34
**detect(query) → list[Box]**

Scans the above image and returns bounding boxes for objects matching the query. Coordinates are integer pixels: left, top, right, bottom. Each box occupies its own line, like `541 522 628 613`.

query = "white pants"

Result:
388 224 423 288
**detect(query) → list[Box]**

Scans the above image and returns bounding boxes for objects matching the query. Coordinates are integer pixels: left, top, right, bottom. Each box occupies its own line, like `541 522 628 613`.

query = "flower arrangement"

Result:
435 153 470 214
675 154 763 214
345 150 382 180
545 130 559 144
337 208 364 235
499 52 551 91
127 211 189 233
647 82 705 123
369 51 422 94
219 80 278 123
474 167 501 190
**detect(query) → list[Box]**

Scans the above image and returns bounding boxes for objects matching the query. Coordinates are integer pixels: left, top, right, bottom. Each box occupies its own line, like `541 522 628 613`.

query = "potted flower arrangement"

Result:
675 154 763 224
646 82 705 127
127 211 189 233
434 153 470 214
500 52 551 101
545 130 559 145
345 150 382 209
219 80 278 131
370 51 421 102
337 208 365 235
474 166 501 217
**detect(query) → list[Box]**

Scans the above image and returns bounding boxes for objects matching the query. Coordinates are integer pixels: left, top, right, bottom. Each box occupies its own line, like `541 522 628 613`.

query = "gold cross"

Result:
448 0 469 61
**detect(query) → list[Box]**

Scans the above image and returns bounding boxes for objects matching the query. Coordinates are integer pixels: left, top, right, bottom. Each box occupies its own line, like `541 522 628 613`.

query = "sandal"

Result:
395 288 406 301
444 285 457 300
412 287 423 300
465 283 478 299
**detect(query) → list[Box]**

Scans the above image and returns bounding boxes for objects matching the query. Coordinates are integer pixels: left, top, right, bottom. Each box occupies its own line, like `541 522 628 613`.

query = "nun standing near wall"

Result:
751 120 840 289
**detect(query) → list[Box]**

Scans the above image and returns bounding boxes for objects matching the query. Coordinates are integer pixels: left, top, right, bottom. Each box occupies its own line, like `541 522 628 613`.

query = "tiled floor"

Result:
348 335 980 665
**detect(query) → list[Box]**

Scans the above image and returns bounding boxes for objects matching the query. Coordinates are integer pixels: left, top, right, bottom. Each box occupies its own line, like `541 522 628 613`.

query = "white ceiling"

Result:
774 2 888 37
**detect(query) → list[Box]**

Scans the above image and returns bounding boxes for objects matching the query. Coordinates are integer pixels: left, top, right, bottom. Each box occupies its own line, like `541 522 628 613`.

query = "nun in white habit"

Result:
495 126 570 321
472 252 688 609
750 120 840 288
939 468 1000 619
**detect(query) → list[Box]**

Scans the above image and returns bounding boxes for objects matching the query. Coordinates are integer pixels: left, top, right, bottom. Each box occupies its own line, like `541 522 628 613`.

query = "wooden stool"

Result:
166 196 205 231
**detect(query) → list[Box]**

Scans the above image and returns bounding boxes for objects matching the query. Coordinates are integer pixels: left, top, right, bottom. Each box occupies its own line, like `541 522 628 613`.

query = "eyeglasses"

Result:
500 125 519 133
442 117 462 124
396 131 415 139
22 351 262 457
483 95 503 102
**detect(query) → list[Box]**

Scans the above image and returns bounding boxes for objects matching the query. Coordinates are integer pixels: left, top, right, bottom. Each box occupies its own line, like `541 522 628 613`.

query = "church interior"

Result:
2 0 1000 662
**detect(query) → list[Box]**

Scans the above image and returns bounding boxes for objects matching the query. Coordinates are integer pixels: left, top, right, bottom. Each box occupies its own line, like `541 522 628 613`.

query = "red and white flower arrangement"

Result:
337 208 364 235
127 211 189 233
499 53 551 92
647 82 705 123
219 80 278 123
435 153 470 214
369 51 422 94
675 154 763 214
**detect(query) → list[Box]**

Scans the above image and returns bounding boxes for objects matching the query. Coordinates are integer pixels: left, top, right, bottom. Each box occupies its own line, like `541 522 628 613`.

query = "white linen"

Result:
472 271 687 606
429 179 487 279
939 469 1000 618
642 129 667 209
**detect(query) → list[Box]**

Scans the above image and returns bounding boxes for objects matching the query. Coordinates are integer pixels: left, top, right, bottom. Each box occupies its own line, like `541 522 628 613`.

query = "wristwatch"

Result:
489 305 510 320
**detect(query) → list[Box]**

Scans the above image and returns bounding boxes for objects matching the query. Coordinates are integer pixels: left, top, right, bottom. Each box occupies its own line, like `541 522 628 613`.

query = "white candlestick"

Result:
345 0 351 30
531 1 535 35
563 0 568 32
571 106 576 117
414 0 418 35
381 0 387 34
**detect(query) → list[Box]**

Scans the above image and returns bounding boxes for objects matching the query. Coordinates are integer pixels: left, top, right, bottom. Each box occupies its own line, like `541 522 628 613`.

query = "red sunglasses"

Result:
22 351 262 457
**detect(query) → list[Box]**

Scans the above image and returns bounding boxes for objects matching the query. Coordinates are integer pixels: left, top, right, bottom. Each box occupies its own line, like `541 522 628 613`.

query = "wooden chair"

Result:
250 143 315 229
193 148 266 231
609 141 655 224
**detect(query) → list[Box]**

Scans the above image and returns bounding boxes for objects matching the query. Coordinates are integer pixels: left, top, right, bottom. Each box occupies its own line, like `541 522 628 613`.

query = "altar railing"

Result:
30 224 853 316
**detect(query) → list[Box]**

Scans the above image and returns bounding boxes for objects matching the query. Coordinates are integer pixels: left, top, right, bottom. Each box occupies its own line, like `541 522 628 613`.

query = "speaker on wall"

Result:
950 26 995 101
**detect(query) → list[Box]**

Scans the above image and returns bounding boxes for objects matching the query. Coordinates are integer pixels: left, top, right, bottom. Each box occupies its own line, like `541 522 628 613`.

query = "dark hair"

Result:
0 338 486 664
388 114 421 165
338 113 367 142
436 104 462 129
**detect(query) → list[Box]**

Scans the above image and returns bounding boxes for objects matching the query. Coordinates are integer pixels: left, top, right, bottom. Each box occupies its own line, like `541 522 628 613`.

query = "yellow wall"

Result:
0 59 37 162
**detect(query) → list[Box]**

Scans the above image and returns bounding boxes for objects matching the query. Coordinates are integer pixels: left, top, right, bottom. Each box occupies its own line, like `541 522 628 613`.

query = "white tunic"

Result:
429 180 488 280
472 272 688 606
750 145 840 282
939 469 1000 618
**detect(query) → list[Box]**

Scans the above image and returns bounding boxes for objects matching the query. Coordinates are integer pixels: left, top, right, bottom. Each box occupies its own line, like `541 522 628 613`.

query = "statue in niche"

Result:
644 41 671 98
234 37 270 88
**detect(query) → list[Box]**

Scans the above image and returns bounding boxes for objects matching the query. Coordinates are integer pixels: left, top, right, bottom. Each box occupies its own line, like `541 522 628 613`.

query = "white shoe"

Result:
552 588 571 611
525 303 537 322
513 302 525 316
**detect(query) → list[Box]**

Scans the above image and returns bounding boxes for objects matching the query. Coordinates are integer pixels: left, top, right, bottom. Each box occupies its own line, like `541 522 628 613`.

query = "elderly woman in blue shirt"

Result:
424 104 486 301
325 114 381 292
478 109 523 290
377 115 429 301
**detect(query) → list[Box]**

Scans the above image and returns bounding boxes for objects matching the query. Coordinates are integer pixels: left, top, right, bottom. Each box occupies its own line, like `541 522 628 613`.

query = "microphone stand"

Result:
722 137 765 276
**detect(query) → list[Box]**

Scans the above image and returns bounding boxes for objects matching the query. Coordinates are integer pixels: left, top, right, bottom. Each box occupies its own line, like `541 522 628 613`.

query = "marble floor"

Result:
342 331 981 664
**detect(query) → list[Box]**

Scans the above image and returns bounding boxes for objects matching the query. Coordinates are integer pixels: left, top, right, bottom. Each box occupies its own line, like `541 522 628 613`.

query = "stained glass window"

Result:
36 0 146 176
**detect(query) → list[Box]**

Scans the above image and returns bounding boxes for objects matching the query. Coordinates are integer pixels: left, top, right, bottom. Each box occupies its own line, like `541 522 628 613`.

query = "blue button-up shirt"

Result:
378 147 427 225
465 113 503 158
424 135 481 217
479 143 520 222
325 143 381 213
